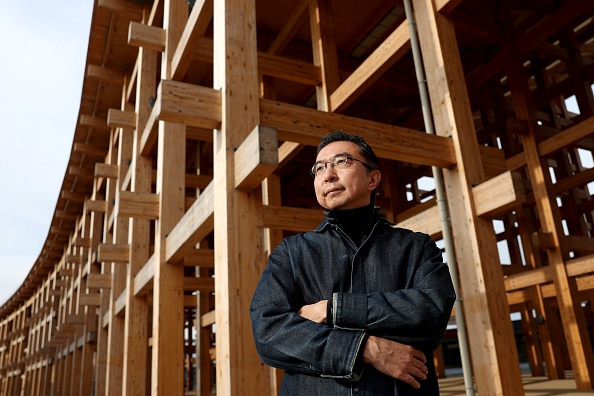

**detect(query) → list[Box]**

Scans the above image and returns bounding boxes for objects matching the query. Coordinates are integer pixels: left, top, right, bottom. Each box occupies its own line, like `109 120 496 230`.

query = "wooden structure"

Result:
1 0 594 395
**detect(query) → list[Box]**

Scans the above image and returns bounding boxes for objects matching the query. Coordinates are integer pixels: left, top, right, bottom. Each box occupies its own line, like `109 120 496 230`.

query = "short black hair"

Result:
317 130 379 171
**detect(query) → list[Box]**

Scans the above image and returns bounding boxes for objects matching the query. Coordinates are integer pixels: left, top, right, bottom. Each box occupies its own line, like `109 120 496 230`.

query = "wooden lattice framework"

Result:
1 0 594 395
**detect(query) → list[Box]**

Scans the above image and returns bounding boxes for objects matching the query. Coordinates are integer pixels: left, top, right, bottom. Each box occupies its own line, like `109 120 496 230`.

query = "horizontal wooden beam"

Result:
166 182 214 263
182 249 214 267
158 79 222 128
97 0 144 16
258 52 321 86
98 244 130 263
87 274 112 290
566 254 594 277
73 143 106 157
262 205 323 232
118 191 159 220
184 277 215 292
395 204 441 239
128 22 166 51
79 294 102 307
85 199 107 213
86 64 125 84
79 114 109 130
201 310 216 327
504 266 554 292
107 109 137 129
235 125 278 190
95 164 119 179
473 171 525 217
259 99 456 168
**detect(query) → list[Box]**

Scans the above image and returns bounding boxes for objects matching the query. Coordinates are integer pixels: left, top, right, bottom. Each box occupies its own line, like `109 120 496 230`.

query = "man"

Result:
250 130 456 395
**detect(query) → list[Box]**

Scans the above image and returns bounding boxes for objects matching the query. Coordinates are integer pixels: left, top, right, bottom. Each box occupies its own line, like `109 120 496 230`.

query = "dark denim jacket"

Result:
250 211 456 395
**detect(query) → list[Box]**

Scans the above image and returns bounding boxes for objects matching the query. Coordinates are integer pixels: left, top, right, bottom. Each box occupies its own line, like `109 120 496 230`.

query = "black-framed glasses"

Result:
310 155 372 177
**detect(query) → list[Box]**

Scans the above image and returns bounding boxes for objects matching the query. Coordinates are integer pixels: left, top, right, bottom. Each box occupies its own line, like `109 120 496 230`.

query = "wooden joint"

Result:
79 294 102 307
128 22 166 51
94 163 119 179
235 125 279 190
531 232 556 250
473 171 525 218
85 199 107 213
107 109 137 129
118 191 160 220
79 114 109 131
158 80 222 129
86 65 124 85
98 244 130 263
87 274 112 290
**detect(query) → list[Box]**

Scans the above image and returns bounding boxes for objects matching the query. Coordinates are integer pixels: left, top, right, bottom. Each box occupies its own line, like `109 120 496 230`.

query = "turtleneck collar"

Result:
324 204 376 246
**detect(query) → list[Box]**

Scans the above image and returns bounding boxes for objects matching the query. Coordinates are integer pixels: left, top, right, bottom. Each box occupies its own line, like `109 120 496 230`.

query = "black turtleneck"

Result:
325 204 376 246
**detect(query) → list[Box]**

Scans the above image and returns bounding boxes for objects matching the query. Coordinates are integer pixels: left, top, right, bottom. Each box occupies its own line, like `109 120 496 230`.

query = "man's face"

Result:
313 141 381 210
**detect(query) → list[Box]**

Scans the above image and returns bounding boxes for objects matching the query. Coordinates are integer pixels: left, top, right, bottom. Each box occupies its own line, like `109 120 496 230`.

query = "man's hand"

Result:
298 300 328 324
363 335 428 389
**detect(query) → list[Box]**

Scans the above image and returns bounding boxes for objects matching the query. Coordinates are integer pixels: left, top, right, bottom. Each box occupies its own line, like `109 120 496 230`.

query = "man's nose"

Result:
322 165 337 181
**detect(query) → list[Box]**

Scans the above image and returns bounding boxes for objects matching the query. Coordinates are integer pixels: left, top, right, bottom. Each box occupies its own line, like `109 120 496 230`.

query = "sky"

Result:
0 1 94 305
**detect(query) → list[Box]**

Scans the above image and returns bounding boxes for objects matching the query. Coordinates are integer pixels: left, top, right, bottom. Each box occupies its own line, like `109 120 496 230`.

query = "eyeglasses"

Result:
310 155 372 177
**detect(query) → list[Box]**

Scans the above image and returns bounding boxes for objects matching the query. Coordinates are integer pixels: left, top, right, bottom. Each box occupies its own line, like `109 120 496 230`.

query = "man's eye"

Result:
314 165 324 173
335 158 348 166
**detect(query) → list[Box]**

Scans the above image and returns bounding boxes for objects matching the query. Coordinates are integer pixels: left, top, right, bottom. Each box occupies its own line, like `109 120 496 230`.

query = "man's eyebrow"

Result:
314 152 352 163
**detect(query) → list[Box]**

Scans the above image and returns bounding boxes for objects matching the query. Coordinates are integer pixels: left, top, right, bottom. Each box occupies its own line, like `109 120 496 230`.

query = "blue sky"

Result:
0 1 94 305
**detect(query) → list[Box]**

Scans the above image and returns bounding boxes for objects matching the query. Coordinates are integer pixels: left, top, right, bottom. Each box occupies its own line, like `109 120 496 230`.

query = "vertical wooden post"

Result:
151 1 187 394
413 1 524 394
122 23 155 396
213 0 272 394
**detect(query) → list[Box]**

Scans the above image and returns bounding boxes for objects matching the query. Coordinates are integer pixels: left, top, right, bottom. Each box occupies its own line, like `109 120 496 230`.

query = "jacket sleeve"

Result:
331 235 456 351
250 241 366 380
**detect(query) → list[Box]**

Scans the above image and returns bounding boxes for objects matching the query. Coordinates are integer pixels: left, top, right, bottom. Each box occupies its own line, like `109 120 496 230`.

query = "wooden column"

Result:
213 0 271 394
413 1 524 395
151 1 187 394
122 21 155 396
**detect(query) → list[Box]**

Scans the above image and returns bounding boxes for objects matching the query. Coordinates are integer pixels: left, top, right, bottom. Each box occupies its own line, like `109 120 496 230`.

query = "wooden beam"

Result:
566 255 594 277
73 142 106 158
97 0 144 16
166 182 214 263
95 164 119 179
118 191 159 220
133 255 156 296
87 274 112 290
262 205 323 232
183 277 215 292
504 267 554 291
234 125 278 190
395 204 441 238
330 20 411 112
182 249 215 267
258 52 321 86
97 244 130 263
171 0 214 80
107 109 137 130
260 99 456 168
79 115 109 130
85 199 107 213
473 171 525 217
86 65 125 85
68 166 94 179
79 294 102 307
158 79 222 129
128 22 166 52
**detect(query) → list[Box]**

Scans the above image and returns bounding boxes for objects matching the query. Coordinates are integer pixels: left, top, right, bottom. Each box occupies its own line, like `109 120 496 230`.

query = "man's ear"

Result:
368 170 381 191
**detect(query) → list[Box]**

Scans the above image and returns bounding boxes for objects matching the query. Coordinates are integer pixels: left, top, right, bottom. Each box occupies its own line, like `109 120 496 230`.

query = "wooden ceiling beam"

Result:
330 20 410 113
260 99 456 168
